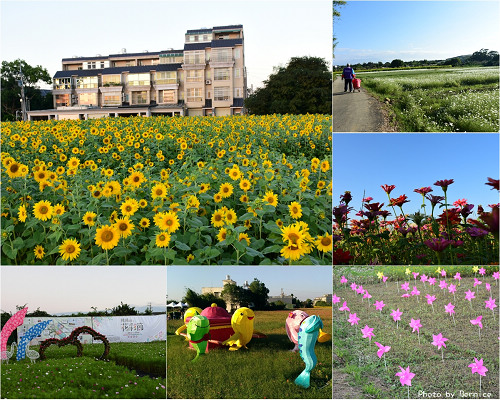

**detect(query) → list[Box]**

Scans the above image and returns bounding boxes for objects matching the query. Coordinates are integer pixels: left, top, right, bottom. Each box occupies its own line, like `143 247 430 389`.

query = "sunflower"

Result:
228 167 241 181
320 160 330 172
263 191 278 207
82 211 97 227
186 254 195 262
219 182 234 198
95 225 120 250
239 179 251 191
59 238 81 261
280 241 308 261
289 201 303 219
316 233 332 252
33 200 53 221
114 217 135 238
151 182 168 200
281 224 305 247
129 171 146 188
186 195 200 210
157 211 180 233
217 228 228 242
34 245 45 260
211 209 226 228
53 203 65 216
239 194 249 203
139 199 148 208
67 157 80 169
33 170 48 182
156 231 171 248
224 209 237 225
244 219 252 229
92 189 102 198
238 233 251 246
5 161 24 178
214 193 223 203
139 217 150 228
18 204 28 222
198 183 210 193
120 199 139 216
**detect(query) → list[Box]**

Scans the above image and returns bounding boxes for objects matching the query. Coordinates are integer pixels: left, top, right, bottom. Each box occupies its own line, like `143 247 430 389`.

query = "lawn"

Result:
167 308 332 399
0 341 166 399
332 267 499 399
357 67 499 132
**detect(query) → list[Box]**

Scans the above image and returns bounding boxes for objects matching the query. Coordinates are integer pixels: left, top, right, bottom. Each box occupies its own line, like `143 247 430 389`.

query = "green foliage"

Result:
1 59 52 121
111 302 138 316
245 57 332 115
182 288 226 309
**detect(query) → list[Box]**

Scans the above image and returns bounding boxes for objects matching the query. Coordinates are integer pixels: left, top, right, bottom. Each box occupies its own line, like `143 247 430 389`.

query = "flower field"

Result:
358 67 499 132
1 114 332 265
332 266 499 399
333 178 499 265
1 341 166 398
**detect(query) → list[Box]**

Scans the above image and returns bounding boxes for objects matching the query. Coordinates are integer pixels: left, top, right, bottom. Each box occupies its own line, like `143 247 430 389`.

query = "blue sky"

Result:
1 0 331 90
332 133 500 220
1 267 166 314
167 266 332 302
334 1 500 66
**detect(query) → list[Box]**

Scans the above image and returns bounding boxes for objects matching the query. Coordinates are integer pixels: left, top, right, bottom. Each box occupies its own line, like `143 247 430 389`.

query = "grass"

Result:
1 341 166 399
332 269 499 399
357 67 499 132
167 309 332 399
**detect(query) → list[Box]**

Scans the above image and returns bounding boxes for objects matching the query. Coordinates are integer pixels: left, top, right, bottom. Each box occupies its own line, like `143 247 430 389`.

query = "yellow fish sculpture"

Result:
175 307 203 339
222 307 255 351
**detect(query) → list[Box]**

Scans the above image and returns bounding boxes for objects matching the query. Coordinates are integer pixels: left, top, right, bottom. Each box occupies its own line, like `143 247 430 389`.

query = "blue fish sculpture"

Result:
294 315 323 389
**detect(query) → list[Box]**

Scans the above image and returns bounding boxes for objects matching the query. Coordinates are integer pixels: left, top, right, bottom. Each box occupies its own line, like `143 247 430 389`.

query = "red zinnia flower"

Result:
332 248 353 265
390 194 410 207
414 187 433 195
424 238 453 252
381 184 396 194
486 177 499 191
434 179 454 191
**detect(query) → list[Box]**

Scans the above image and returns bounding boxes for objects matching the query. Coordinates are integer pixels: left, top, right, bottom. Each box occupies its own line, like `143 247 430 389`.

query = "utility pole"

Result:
18 66 27 121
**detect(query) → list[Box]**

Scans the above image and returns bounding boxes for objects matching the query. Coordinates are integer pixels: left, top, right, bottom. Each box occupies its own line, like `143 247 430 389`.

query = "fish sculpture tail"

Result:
294 369 311 389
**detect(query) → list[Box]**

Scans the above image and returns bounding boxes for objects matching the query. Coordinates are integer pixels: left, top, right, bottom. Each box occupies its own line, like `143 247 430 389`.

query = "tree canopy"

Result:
1 59 52 121
245 56 332 115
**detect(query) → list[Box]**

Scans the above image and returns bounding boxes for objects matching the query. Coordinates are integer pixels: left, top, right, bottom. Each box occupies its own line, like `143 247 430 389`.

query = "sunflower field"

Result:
1 114 332 265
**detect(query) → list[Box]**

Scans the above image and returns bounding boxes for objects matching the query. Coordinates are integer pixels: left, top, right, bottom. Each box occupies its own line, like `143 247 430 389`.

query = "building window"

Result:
234 87 242 98
87 62 96 69
102 74 121 86
234 48 241 59
234 68 241 78
76 76 98 89
128 73 151 86
186 70 203 83
55 94 70 107
214 86 230 101
103 94 121 106
184 50 205 65
211 48 232 63
160 90 176 103
54 78 72 90
187 88 202 102
214 68 230 81
100 61 105 68
155 71 177 84
131 91 148 104
79 92 98 105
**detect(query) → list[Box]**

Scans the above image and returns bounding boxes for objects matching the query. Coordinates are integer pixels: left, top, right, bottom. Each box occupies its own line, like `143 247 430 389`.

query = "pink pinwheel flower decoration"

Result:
474 278 482 288
441 269 447 277
439 280 448 290
465 290 476 301
426 294 436 305
409 318 422 333
485 297 497 311
468 358 488 376
432 333 448 350
478 268 486 276
361 325 375 341
339 301 350 312
428 277 436 286
356 285 365 295
412 272 419 280
454 272 461 282
401 282 410 291
493 271 500 281
445 303 455 316
401 293 410 298
470 315 483 329
363 292 372 300
374 300 385 311
332 294 341 305
340 276 348 284
348 313 360 326
350 282 357 291
391 308 403 322
395 366 415 387
374 342 391 358
411 286 420 296
485 283 491 292
447 284 456 294
382 276 388 283
420 274 428 283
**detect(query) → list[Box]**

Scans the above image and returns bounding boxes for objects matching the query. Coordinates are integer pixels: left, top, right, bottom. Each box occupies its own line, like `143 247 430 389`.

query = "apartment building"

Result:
27 25 246 120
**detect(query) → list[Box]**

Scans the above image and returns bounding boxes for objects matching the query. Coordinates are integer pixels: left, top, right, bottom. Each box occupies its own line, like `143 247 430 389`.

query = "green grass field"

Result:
332 267 499 399
1 341 166 399
167 309 332 399
357 67 499 132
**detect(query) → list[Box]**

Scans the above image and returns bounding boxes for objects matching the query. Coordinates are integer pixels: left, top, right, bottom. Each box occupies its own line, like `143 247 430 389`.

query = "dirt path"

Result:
332 76 387 132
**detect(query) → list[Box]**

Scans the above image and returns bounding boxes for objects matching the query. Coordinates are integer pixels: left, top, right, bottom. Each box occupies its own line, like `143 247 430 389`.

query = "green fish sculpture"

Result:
186 315 210 362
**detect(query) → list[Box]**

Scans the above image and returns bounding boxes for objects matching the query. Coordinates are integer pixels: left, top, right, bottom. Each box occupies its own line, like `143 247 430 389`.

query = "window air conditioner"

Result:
205 79 212 85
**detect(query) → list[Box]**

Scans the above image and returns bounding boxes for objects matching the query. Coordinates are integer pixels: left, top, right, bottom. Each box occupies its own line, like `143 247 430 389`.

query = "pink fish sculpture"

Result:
286 310 330 352
1 308 28 356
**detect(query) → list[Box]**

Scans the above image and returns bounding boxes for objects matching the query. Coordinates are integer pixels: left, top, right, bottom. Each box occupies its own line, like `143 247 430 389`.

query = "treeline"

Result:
335 48 499 71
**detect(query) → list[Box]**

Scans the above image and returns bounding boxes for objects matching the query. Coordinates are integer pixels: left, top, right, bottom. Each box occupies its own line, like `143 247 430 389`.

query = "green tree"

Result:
248 278 269 310
111 302 138 316
333 1 347 59
1 59 52 121
446 57 462 67
221 283 248 307
27 307 51 317
245 56 332 115
390 59 404 68
303 299 314 308
183 288 202 307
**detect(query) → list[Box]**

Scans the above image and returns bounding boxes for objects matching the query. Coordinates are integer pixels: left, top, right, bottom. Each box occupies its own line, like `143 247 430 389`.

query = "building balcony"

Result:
153 80 180 90
52 87 74 95
99 84 123 93
182 63 207 70
209 59 235 68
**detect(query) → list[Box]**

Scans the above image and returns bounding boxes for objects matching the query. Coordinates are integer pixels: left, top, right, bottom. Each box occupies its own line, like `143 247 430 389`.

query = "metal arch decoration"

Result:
39 326 110 360
16 320 52 361
1 308 28 357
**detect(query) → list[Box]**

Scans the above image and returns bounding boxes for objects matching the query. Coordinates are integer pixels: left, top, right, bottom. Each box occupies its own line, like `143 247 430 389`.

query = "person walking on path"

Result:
341 64 355 93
